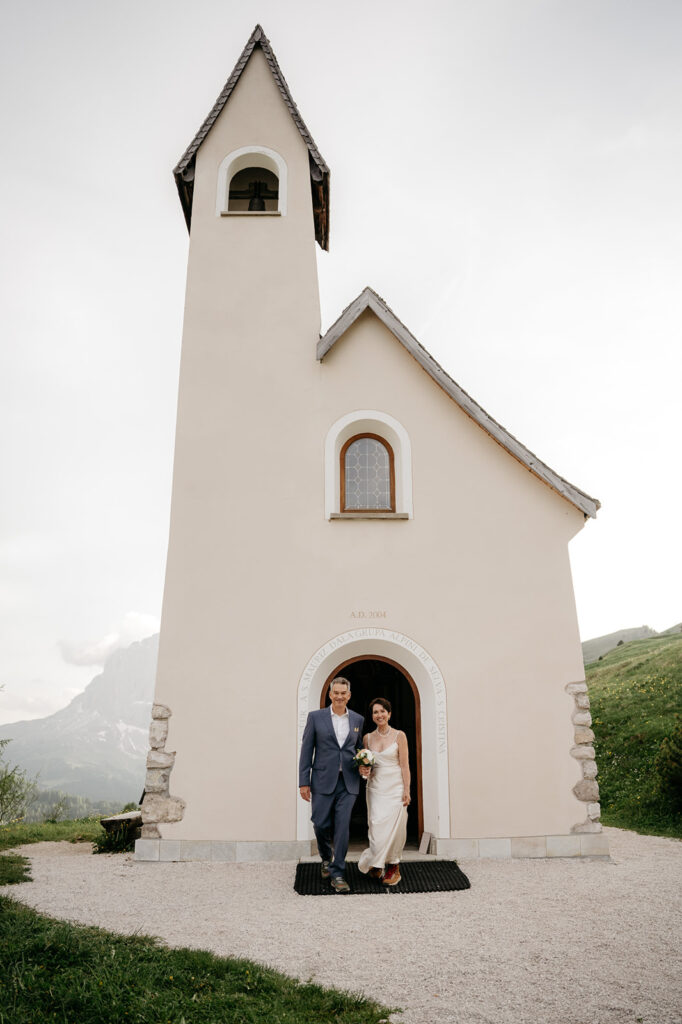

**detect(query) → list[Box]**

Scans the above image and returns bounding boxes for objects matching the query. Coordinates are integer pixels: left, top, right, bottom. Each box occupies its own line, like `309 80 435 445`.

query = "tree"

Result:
0 737 37 825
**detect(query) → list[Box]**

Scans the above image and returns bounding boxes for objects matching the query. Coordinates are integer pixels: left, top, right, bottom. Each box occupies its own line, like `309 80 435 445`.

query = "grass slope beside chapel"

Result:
587 632 682 838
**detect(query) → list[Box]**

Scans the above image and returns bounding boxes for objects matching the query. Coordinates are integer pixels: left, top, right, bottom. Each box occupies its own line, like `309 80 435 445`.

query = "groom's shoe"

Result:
330 876 350 894
320 860 331 879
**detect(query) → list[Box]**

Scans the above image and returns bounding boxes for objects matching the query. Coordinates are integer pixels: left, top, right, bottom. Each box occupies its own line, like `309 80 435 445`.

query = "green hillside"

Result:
586 632 682 838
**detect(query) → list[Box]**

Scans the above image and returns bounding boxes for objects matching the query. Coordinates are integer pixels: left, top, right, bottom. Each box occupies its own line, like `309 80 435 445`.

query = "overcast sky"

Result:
1 0 680 724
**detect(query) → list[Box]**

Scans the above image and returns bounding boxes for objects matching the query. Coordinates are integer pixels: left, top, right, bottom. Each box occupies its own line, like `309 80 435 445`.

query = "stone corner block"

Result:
211 842 237 862
149 719 169 749
565 682 588 694
574 726 595 744
152 703 172 720
580 833 610 857
235 841 311 863
571 745 596 760
134 839 160 861
571 818 602 833
158 840 182 862
435 838 479 860
144 768 170 794
180 840 212 861
573 779 600 802
146 749 175 769
572 710 592 727
546 834 581 858
479 837 512 859
141 793 186 824
511 836 547 859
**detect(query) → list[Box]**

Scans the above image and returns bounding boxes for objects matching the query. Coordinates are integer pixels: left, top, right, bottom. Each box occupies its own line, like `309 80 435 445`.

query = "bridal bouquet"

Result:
353 749 376 772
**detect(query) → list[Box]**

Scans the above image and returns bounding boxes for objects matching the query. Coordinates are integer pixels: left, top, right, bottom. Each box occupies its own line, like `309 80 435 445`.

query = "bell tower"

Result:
141 26 330 849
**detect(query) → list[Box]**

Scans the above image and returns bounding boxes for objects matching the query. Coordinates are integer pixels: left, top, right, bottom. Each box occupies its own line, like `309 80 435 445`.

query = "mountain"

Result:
0 636 158 803
582 623 681 664
2 620 679 803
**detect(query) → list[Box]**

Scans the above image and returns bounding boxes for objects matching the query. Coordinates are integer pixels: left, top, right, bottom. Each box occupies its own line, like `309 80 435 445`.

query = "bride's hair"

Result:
369 697 391 714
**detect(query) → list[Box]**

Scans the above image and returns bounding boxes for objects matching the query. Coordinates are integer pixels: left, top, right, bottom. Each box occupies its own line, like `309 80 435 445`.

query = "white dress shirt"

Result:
330 706 350 747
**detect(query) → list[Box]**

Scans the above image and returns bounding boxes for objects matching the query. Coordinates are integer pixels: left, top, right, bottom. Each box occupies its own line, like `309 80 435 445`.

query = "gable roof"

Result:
318 287 600 518
173 25 330 249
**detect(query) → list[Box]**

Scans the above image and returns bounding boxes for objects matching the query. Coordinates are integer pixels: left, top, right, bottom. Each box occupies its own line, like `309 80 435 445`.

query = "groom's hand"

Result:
299 786 311 802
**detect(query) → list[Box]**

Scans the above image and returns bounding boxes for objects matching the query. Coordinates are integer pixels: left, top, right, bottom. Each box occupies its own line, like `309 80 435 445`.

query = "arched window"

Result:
340 434 395 513
324 410 412 519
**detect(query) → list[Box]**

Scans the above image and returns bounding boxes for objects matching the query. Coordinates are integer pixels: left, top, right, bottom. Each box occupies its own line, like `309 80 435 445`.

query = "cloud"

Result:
59 611 160 667
0 684 83 725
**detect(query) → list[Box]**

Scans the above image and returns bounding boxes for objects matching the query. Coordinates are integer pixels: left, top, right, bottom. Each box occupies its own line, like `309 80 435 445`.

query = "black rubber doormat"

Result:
294 860 470 895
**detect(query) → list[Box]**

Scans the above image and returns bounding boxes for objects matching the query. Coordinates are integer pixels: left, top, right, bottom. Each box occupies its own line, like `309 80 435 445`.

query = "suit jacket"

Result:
298 707 365 795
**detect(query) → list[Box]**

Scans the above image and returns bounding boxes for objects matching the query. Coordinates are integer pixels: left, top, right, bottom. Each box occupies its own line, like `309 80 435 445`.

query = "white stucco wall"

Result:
150 47 591 847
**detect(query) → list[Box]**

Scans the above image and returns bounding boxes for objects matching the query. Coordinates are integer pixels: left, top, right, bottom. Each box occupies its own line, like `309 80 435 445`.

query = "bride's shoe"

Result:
369 867 384 880
382 863 401 886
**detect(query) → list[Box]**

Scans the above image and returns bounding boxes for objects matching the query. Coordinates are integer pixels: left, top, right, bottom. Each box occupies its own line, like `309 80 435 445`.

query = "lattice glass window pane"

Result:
344 437 392 510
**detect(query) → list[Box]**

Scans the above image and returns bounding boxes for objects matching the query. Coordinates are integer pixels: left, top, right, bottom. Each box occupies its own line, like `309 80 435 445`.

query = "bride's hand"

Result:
402 792 411 806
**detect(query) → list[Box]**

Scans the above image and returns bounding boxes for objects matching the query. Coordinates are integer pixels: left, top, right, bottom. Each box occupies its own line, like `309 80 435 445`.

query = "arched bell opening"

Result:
216 147 287 217
321 656 424 844
227 166 279 212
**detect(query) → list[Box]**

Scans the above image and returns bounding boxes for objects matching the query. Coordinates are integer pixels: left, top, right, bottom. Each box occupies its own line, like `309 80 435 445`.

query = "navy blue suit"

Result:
299 707 365 878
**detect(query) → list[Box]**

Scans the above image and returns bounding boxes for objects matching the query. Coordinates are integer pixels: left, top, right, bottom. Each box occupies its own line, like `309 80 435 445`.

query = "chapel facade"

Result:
135 25 607 863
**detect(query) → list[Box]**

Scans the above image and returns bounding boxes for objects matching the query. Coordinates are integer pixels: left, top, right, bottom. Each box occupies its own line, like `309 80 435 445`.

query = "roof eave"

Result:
318 287 600 519
173 24 329 249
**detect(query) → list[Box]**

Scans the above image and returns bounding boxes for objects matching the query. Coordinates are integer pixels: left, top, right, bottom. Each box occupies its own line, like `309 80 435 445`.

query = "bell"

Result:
245 192 264 211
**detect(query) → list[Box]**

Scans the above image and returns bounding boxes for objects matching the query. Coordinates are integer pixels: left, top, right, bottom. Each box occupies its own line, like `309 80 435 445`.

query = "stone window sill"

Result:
329 512 409 520
220 211 281 217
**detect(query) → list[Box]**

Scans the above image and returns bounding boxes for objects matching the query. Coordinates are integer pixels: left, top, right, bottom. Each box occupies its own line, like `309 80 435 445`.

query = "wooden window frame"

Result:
340 432 396 513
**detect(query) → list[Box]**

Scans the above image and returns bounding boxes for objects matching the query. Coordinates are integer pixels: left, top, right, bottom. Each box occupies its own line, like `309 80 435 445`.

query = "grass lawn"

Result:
0 818 103 889
0 816 102 853
587 632 682 839
0 819 392 1022
0 896 393 1024
0 853 31 885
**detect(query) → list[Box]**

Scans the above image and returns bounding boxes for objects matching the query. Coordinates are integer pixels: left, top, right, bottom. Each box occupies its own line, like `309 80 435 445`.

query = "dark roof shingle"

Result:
319 287 600 518
173 25 329 249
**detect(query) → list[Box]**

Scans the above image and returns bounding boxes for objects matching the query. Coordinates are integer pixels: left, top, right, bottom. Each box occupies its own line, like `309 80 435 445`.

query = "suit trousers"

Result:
311 773 357 878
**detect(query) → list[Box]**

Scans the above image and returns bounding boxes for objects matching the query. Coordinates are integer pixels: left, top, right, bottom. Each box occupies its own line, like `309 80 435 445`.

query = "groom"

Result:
298 677 365 893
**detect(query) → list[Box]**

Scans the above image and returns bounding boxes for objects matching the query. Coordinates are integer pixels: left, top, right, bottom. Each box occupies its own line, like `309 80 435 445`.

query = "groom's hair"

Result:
329 676 351 694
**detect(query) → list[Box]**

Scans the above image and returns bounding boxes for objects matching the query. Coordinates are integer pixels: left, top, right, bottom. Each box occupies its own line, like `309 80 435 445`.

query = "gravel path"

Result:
9 827 682 1024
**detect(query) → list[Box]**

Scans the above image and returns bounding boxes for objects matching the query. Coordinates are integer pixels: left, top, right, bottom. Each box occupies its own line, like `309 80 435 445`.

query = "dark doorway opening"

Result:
321 657 423 843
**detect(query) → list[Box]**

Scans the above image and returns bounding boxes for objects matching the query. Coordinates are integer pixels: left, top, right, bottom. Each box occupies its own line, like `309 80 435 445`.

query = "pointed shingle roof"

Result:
318 287 600 518
173 25 330 249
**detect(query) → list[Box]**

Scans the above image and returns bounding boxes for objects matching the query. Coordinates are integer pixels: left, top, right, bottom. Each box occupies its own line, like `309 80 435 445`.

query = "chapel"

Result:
135 25 607 863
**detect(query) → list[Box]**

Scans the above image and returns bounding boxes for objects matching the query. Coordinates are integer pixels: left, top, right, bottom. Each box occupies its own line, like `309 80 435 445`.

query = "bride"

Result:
357 697 411 886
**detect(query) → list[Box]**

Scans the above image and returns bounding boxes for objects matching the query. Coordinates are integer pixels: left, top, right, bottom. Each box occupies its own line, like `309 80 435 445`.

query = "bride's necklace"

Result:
376 725 392 737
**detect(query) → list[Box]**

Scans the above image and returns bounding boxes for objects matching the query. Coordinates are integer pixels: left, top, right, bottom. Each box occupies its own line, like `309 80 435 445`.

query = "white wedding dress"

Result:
357 740 408 873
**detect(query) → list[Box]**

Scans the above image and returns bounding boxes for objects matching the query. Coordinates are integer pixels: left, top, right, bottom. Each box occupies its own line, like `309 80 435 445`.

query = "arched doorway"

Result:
296 627 450 844
321 656 423 843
